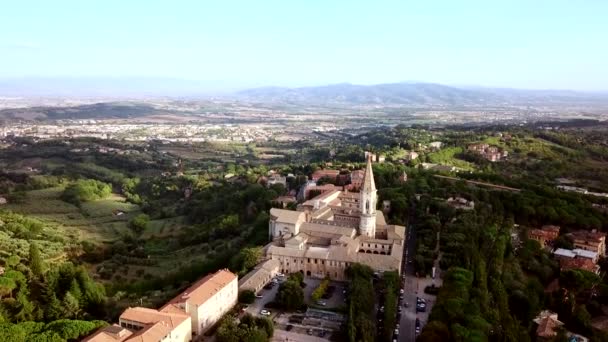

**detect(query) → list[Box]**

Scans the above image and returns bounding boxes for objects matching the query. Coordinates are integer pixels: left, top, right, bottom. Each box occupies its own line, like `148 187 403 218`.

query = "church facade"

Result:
266 158 405 281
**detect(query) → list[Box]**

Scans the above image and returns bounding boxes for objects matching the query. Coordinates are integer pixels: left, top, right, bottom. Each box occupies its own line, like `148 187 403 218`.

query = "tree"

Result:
129 214 150 234
275 279 304 311
29 243 43 278
255 316 274 338
239 290 255 304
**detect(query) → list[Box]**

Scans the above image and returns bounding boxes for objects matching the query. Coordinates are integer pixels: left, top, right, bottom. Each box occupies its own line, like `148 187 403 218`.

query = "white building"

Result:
161 269 238 336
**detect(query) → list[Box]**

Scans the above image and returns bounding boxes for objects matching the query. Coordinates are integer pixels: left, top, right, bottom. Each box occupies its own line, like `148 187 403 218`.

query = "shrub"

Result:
238 290 255 304
311 277 330 302
61 179 111 205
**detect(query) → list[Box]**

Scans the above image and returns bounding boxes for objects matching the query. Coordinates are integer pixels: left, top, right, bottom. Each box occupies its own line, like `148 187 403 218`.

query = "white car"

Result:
260 309 271 316
276 273 285 277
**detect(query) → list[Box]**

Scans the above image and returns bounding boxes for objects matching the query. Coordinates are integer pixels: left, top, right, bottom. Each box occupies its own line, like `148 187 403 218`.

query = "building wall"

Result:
269 221 297 239
271 254 350 281
169 318 193 342
193 277 238 335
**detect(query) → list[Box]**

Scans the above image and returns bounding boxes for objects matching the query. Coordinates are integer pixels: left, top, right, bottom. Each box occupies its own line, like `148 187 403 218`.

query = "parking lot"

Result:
245 278 280 318
245 275 346 341
302 278 347 309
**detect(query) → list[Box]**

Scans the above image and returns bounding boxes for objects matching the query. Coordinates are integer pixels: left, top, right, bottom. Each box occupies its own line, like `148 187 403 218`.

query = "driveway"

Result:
398 211 443 341
246 281 280 317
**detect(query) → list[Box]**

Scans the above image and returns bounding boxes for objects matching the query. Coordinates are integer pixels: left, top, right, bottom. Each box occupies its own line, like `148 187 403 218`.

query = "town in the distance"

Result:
1 88 608 342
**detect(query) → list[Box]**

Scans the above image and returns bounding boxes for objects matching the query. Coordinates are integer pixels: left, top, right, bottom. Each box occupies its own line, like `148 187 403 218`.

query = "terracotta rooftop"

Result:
536 315 563 338
541 225 561 233
560 257 599 273
120 307 188 329
124 321 172 342
569 230 606 243
162 269 236 309
82 324 133 342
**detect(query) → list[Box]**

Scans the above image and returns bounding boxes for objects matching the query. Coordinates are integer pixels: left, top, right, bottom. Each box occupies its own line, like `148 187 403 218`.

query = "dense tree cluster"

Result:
275 273 305 311
346 264 375 342
216 313 273 342
61 179 111 205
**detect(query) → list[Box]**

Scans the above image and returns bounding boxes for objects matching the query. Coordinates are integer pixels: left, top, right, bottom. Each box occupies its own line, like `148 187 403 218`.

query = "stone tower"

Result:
359 155 377 237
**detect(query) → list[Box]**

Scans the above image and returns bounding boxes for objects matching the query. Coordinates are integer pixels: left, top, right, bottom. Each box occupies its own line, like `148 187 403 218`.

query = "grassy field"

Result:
143 216 187 238
427 147 475 170
4 187 140 243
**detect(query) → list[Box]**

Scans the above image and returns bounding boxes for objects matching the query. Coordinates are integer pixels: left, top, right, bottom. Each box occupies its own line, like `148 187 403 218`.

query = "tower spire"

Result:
362 155 376 193
359 155 377 237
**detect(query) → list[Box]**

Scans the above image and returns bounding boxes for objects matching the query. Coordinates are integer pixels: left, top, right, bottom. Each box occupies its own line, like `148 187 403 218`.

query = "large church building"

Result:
266 157 405 280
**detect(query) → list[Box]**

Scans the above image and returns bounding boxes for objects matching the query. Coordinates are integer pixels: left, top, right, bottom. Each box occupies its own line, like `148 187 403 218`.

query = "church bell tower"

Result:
359 155 377 237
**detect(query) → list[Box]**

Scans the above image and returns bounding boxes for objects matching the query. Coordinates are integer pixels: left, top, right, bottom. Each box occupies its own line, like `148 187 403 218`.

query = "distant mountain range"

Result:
1 78 607 109
237 82 608 107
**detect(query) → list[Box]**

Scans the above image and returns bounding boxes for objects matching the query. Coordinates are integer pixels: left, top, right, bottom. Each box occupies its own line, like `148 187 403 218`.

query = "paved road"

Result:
398 204 443 342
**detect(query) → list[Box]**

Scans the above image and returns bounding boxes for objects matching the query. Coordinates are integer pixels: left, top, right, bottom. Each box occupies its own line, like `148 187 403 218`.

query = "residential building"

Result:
429 141 443 150
272 196 297 208
118 307 191 342
311 169 340 182
350 170 365 189
533 311 564 341
569 230 606 257
528 225 561 247
553 248 598 263
83 269 238 342
446 197 475 210
560 257 600 274
84 308 191 342
406 151 419 161
468 143 506 162
238 259 280 293
266 157 405 281
266 175 287 188
161 269 238 336
533 311 588 341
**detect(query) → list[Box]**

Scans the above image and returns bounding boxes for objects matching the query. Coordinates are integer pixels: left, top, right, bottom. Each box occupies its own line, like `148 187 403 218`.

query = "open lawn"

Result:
427 147 475 170
4 187 139 243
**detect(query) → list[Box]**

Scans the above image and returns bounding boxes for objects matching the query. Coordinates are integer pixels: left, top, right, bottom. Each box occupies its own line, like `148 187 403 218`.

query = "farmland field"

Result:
3 187 139 242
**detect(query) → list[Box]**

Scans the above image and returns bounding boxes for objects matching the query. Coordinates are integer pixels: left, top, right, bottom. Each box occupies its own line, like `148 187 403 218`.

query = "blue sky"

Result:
1 0 607 90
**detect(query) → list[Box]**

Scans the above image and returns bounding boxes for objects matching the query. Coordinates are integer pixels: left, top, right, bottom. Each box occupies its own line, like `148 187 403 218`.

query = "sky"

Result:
1 0 607 91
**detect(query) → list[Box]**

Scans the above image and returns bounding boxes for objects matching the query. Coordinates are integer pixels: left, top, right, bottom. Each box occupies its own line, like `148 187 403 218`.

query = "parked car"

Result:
276 272 285 277
316 300 327 306
415 318 420 328
286 324 293 331
255 293 263 298
307 329 313 335
260 309 271 316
